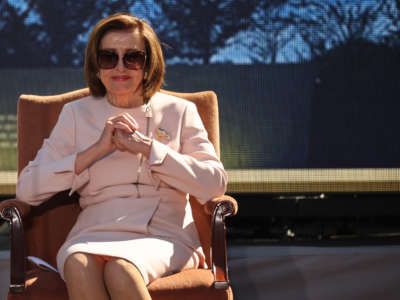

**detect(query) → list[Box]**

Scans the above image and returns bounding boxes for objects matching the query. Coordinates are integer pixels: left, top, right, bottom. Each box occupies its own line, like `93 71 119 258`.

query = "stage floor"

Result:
2 245 400 299
229 244 400 299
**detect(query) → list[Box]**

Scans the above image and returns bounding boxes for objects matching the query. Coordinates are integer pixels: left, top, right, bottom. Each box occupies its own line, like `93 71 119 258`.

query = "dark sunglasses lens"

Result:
98 51 118 69
124 51 146 70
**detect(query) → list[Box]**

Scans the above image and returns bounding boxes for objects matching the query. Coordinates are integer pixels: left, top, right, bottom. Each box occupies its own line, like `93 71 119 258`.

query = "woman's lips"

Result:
111 75 131 81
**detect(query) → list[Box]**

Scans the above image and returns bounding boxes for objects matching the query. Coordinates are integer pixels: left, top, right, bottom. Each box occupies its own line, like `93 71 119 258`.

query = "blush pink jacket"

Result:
16 92 228 272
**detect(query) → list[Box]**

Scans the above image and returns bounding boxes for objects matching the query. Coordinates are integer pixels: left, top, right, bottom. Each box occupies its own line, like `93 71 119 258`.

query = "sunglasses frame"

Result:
97 49 147 70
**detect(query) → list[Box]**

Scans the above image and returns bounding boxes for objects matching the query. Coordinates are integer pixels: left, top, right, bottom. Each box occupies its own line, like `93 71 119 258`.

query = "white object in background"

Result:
27 256 58 272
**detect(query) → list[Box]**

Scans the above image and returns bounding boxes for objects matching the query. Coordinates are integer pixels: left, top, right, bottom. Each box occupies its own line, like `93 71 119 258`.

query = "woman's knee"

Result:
64 253 109 300
104 259 145 291
64 252 102 280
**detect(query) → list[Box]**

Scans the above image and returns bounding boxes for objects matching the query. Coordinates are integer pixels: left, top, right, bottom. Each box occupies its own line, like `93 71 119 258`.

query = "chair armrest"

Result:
204 195 238 216
0 199 31 219
207 195 238 290
0 199 28 293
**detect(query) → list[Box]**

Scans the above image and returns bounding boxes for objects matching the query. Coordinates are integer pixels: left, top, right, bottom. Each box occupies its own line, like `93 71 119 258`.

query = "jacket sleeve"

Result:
147 102 227 204
16 103 89 206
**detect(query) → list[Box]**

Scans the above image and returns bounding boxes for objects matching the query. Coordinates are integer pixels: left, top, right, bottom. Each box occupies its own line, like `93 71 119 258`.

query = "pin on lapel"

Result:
155 126 170 142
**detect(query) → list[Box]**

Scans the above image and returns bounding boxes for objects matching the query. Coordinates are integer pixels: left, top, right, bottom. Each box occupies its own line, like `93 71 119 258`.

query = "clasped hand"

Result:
98 113 152 158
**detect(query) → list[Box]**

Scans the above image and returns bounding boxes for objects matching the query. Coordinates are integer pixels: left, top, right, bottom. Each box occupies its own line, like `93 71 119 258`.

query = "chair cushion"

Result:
149 269 233 300
7 268 232 300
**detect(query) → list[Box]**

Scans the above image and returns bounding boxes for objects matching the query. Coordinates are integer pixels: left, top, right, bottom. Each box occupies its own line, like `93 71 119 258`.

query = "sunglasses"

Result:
97 50 147 70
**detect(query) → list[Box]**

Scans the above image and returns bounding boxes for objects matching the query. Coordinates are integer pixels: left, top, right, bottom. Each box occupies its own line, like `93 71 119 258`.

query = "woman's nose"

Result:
115 56 125 70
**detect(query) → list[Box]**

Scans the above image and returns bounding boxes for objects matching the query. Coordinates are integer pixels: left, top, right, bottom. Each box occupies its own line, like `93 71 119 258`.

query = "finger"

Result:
122 113 139 130
113 122 134 133
118 114 138 131
106 116 126 131
133 130 146 139
110 114 138 131
105 119 116 131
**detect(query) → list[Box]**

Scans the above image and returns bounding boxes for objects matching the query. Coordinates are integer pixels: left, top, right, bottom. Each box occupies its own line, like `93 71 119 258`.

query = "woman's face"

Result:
98 29 146 100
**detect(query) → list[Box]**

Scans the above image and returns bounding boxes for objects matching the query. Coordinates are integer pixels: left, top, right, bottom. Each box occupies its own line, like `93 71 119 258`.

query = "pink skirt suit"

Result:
16 92 228 284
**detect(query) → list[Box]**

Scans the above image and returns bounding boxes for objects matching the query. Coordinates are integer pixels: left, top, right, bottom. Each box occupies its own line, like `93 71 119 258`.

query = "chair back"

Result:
18 88 220 268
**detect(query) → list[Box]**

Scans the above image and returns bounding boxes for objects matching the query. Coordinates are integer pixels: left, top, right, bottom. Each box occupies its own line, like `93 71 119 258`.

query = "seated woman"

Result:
16 12 227 300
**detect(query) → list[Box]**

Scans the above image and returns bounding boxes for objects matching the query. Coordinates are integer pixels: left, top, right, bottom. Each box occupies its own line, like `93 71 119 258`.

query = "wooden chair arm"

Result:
0 199 31 219
0 199 28 293
204 195 238 216
207 195 237 290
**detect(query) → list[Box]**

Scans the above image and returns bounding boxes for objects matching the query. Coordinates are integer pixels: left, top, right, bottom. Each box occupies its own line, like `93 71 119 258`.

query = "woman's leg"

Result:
104 258 151 300
64 252 109 300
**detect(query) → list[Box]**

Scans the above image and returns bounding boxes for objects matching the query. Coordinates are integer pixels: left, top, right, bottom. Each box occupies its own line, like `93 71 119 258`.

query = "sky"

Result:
5 0 399 65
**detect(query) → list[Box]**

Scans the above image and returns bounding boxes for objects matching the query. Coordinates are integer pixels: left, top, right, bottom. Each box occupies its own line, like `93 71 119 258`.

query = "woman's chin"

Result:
108 82 142 96
108 88 139 98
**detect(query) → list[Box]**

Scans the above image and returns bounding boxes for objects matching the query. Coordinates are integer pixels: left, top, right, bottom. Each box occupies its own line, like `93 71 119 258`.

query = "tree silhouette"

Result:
227 0 293 64
0 0 49 67
234 0 400 64
158 0 258 64
26 0 142 67
0 0 141 67
284 0 396 60
380 0 400 47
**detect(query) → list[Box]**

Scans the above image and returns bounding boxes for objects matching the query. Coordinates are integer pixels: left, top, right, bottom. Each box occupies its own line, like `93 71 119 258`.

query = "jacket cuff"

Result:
148 139 169 166
69 169 89 196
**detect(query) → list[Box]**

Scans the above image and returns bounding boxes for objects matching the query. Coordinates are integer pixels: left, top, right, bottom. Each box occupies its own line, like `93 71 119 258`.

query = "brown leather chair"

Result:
0 88 238 300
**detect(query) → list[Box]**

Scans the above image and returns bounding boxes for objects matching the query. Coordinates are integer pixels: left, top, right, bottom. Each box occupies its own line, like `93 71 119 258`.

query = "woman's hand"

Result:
96 113 139 155
75 113 139 174
113 129 152 159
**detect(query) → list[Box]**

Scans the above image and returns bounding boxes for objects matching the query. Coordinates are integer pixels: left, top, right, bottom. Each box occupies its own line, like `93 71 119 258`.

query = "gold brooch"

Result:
155 126 170 142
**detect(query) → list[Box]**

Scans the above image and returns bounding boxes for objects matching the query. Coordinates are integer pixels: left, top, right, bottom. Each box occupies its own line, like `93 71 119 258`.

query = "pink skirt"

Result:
56 231 200 285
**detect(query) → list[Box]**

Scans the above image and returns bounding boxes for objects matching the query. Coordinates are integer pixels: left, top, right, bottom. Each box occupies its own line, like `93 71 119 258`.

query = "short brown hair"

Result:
84 13 165 101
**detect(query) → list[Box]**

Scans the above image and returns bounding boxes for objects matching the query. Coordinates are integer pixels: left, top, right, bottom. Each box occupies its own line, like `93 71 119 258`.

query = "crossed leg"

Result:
64 252 151 300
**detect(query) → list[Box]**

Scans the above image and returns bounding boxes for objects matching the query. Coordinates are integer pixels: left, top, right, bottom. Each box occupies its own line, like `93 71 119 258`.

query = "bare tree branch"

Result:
158 0 258 64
